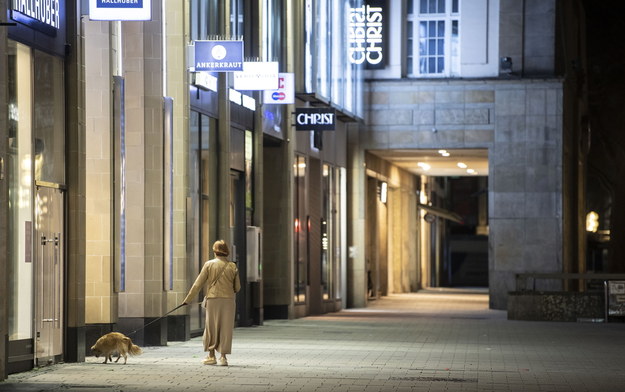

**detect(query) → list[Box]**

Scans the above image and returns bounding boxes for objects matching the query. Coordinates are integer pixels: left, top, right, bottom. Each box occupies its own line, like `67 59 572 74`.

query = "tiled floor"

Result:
2 289 624 391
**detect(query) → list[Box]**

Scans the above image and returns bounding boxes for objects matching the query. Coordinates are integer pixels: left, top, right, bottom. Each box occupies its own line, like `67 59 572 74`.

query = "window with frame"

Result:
407 0 460 77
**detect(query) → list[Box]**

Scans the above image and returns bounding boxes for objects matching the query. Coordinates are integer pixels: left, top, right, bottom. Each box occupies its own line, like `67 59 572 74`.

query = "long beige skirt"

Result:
203 297 236 354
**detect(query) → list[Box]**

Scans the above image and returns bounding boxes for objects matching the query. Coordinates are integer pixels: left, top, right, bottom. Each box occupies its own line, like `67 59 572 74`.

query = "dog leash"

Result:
126 303 187 337
126 263 231 337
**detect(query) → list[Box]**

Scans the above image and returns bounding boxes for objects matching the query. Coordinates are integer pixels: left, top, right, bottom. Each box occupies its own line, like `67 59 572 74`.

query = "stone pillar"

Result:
346 123 367 308
217 0 232 243
118 0 167 346
83 19 115 353
142 0 167 345
164 0 191 341
490 84 563 309
65 0 87 362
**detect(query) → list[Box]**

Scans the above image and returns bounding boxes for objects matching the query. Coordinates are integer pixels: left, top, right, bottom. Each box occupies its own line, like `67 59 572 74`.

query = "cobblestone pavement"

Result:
2 289 625 392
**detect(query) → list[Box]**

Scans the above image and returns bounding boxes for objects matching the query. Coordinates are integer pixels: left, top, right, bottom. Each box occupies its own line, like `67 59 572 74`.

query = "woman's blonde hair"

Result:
213 240 230 257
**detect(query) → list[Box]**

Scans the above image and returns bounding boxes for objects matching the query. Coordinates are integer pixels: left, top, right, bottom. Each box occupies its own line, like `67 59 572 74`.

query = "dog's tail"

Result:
124 338 143 356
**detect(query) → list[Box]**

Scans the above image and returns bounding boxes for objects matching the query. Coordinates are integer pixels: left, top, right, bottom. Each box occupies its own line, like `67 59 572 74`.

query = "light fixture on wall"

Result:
586 211 599 233
379 181 388 204
500 57 513 74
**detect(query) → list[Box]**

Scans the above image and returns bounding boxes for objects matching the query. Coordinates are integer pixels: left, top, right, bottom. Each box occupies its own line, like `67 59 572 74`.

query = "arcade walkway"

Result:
2 289 624 391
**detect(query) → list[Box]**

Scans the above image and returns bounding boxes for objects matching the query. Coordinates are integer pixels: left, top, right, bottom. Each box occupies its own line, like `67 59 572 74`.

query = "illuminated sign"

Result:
229 89 256 111
295 108 335 131
89 0 151 21
263 73 294 104
11 0 61 35
348 0 387 69
193 72 218 92
234 62 279 90
194 40 244 72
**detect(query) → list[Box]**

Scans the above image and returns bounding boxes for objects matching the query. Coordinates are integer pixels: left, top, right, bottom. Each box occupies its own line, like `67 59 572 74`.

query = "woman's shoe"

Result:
217 357 228 366
203 356 217 365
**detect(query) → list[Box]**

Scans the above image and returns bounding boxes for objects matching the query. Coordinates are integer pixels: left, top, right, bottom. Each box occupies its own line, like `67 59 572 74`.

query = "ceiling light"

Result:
457 162 467 168
417 162 431 171
467 168 476 174
438 149 447 155
442 152 450 157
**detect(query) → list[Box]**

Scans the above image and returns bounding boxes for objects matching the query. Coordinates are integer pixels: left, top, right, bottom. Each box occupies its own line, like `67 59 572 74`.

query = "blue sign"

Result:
97 0 144 8
194 40 244 72
11 0 61 35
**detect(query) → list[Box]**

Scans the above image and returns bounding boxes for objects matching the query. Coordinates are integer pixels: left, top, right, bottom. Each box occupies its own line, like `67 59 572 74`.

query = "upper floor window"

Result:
407 0 460 77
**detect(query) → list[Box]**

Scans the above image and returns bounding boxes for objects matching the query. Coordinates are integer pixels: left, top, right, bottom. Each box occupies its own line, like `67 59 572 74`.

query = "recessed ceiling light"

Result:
417 162 431 171
457 162 467 168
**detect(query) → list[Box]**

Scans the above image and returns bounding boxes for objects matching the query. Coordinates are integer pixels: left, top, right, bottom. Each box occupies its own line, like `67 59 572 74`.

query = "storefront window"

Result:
8 41 34 340
305 0 363 117
321 164 332 300
231 0 244 38
336 167 346 300
294 155 307 303
190 0 219 41
187 111 215 330
7 42 65 340
33 50 65 185
245 130 254 226
263 0 283 62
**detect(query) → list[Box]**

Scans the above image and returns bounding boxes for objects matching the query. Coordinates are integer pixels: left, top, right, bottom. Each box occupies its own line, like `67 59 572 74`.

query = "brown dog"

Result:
91 332 142 364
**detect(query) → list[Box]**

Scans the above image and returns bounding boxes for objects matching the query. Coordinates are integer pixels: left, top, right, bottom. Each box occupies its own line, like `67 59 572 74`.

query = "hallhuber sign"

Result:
89 0 152 21
11 0 61 35
295 108 336 131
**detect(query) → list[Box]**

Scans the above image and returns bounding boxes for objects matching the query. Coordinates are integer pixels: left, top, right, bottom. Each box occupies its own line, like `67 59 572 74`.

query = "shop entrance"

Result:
231 170 249 326
34 185 64 366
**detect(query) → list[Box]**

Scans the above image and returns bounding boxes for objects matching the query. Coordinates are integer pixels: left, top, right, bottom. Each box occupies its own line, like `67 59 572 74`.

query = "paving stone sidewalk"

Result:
2 289 625 392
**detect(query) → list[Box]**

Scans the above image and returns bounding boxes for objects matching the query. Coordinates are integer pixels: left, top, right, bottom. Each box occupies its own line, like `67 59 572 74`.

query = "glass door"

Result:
34 185 64 366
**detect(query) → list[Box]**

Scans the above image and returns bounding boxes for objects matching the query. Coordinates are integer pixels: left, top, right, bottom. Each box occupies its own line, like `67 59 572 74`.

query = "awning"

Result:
418 204 463 224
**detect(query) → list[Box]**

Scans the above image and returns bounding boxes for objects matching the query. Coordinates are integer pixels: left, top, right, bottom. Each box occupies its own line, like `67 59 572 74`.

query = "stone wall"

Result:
508 291 604 321
362 79 563 309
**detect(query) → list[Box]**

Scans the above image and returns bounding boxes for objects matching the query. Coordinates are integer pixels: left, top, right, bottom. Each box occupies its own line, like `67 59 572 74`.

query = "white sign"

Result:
229 89 256 111
263 73 294 104
193 72 218 92
234 62 279 91
348 2 385 69
89 0 152 21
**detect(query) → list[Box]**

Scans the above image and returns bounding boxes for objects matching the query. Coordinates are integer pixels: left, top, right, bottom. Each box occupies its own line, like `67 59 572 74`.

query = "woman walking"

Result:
182 240 241 366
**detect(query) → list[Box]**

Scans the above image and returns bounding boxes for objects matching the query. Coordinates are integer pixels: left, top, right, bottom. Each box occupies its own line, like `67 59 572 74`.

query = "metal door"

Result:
34 185 64 366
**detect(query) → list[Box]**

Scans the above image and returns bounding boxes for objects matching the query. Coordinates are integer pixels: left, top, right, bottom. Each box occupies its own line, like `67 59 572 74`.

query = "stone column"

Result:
118 0 167 346
142 0 166 345
65 0 87 362
217 0 232 243
346 123 367 308
164 0 191 341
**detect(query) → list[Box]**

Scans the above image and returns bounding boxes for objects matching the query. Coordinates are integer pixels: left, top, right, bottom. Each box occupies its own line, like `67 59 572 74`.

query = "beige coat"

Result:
183 256 241 304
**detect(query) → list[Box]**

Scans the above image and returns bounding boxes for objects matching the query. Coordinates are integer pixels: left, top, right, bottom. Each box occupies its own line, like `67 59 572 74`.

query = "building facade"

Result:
350 0 587 310
0 0 593 380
